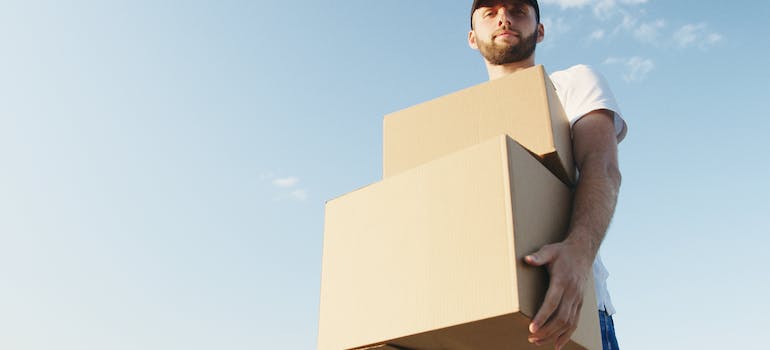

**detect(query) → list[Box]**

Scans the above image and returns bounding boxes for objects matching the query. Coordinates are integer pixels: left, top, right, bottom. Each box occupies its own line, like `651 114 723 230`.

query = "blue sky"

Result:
1 1 769 349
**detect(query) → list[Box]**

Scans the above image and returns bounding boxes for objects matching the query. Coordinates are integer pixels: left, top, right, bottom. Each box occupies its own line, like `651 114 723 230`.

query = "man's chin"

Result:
494 35 519 44
482 48 534 65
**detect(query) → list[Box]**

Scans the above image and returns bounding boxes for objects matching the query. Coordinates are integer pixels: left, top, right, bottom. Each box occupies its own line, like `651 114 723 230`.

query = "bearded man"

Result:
468 1 628 349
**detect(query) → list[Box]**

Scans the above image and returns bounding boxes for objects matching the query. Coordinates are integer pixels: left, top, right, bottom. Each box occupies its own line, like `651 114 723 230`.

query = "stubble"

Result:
477 28 539 65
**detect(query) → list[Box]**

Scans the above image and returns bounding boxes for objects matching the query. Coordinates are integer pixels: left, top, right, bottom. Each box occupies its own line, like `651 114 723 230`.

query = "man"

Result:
467 1 627 349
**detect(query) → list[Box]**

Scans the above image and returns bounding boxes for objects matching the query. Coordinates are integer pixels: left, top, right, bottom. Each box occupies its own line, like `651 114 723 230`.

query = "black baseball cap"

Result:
470 0 540 28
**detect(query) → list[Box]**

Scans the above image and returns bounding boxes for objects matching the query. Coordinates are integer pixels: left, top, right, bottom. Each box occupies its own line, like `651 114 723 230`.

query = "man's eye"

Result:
510 6 526 15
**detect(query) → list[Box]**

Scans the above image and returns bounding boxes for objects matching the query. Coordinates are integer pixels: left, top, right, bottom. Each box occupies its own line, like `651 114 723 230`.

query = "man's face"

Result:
469 0 543 65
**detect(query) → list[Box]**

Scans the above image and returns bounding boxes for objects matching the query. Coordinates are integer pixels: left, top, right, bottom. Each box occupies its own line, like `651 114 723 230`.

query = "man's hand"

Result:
524 240 593 350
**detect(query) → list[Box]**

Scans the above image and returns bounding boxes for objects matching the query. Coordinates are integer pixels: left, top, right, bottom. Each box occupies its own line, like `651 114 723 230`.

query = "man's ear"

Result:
536 22 545 43
468 30 479 50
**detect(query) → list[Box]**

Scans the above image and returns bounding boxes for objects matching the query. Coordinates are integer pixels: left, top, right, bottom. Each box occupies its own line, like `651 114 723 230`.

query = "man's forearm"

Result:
564 153 622 260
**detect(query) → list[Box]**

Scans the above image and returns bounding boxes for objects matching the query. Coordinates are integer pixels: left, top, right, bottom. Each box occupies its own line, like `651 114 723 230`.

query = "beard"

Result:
477 28 539 65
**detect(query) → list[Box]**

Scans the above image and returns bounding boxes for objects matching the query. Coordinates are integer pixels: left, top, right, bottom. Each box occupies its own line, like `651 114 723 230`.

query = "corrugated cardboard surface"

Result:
318 136 600 350
352 313 588 350
382 65 575 186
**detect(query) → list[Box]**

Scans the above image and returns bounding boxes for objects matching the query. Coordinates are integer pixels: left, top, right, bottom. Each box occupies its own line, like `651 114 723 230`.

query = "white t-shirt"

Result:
549 64 628 315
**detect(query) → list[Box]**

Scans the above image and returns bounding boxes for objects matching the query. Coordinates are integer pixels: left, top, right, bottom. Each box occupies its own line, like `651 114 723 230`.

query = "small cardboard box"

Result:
383 65 574 186
318 136 600 350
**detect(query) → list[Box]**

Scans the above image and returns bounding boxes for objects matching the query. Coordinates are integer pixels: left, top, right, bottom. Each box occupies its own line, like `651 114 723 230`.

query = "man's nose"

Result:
496 9 512 26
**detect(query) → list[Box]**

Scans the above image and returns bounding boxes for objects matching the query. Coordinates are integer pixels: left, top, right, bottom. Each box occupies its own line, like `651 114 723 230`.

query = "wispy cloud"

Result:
541 0 594 9
604 56 654 82
541 0 648 10
540 0 643 21
541 16 572 47
272 177 299 188
261 173 308 202
593 0 620 20
542 0 650 42
290 189 308 201
542 0 725 50
601 0 649 15
673 23 724 49
588 29 606 41
633 19 665 43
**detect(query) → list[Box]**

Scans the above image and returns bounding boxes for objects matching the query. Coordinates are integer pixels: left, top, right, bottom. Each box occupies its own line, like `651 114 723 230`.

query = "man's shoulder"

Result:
548 64 614 101
549 64 602 84
549 64 627 142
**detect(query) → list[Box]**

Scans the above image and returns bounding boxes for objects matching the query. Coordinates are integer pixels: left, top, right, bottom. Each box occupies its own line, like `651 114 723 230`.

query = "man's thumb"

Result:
524 247 553 266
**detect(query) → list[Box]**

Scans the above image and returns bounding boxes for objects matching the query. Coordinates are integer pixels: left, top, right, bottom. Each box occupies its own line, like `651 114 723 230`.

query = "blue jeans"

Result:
599 310 620 350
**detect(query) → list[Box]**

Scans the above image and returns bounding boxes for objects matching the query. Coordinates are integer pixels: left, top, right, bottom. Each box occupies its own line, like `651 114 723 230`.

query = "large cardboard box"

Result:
318 136 600 350
383 65 575 186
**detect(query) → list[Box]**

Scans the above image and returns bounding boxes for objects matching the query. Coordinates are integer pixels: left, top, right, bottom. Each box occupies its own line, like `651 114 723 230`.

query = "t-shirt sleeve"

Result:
551 65 628 143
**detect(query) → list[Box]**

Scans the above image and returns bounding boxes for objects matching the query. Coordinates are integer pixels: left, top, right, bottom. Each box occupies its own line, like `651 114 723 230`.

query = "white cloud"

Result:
673 24 700 47
539 0 630 20
592 0 644 20
593 0 618 20
633 19 665 43
541 16 572 46
615 10 638 31
271 187 309 202
706 33 724 45
263 174 309 201
540 0 645 20
272 176 299 188
540 0 725 50
673 23 724 49
604 56 654 82
538 1 722 81
588 29 606 41
625 57 654 82
541 0 648 7
541 0 594 9
290 189 308 201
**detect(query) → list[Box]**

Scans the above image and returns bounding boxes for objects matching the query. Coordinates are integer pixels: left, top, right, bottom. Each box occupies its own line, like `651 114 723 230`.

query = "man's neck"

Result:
485 58 536 80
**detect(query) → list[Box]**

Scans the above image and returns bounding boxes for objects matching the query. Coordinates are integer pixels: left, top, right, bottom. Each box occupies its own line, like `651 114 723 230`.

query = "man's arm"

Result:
524 109 622 350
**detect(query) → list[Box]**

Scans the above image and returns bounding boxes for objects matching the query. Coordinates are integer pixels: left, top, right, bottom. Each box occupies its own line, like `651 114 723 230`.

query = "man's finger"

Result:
554 323 579 350
552 293 582 349
530 287 581 342
530 296 576 344
524 245 556 267
528 279 563 334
